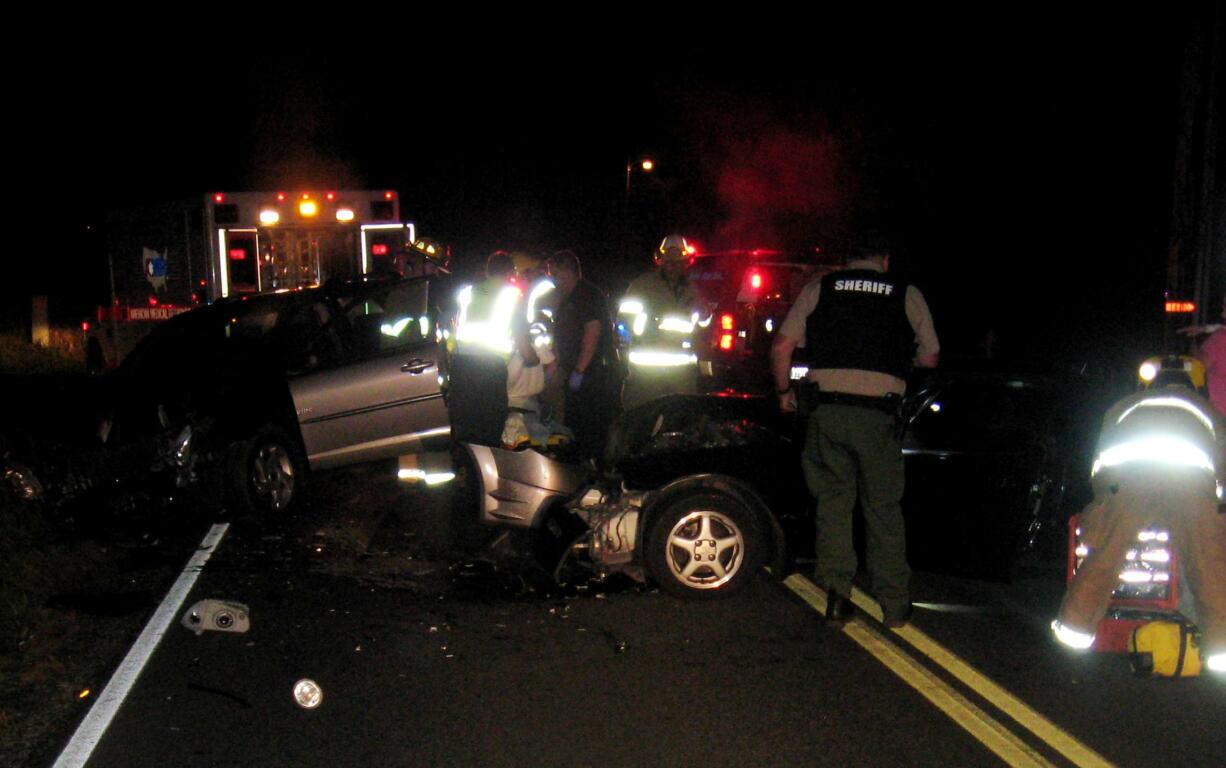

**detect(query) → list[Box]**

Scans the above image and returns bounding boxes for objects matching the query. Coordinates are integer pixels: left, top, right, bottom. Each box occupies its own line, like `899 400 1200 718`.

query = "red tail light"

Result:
720 314 735 331
372 244 389 256
149 296 159 306
749 272 763 290
719 333 734 350
81 321 90 332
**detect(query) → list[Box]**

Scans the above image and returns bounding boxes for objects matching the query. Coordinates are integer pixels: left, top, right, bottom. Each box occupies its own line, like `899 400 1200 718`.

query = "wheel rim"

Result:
251 442 295 511
663 509 745 590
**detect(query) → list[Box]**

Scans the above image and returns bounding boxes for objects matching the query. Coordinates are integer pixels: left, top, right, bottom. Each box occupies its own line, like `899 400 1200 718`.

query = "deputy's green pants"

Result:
803 403 910 620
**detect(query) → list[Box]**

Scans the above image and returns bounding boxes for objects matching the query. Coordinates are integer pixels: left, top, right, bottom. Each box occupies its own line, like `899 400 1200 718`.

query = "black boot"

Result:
825 590 856 625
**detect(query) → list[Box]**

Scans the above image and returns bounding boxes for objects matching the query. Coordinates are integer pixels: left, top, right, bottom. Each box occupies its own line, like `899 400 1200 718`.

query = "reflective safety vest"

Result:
455 277 523 358
1091 390 1224 497
618 272 710 369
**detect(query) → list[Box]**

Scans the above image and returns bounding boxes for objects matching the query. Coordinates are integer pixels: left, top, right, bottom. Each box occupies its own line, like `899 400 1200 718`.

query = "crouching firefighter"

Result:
449 251 538 446
1052 356 1226 676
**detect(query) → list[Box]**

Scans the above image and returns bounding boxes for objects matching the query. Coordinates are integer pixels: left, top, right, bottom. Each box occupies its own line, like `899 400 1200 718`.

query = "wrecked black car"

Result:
464 369 1088 597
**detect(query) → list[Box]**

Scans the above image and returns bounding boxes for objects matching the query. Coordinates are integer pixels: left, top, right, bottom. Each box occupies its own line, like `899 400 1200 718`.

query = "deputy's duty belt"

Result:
814 391 901 413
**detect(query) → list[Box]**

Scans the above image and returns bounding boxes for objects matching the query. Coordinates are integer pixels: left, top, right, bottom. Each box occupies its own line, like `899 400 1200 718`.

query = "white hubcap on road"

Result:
664 510 744 589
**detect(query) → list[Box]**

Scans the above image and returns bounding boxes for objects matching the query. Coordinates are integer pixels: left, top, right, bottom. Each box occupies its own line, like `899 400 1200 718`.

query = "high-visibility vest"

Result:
618 273 709 369
455 277 522 358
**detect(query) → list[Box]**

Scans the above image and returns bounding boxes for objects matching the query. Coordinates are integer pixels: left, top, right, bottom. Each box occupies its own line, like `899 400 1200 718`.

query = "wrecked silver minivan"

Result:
464 394 800 598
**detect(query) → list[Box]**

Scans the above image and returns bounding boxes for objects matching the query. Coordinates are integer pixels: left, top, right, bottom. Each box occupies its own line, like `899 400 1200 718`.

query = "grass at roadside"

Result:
0 329 86 376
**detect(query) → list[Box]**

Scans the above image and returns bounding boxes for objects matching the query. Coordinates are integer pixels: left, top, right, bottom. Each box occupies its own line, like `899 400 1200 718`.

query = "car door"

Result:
290 278 450 470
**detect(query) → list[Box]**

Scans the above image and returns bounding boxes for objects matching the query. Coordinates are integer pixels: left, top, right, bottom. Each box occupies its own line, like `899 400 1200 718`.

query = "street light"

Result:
625 156 655 199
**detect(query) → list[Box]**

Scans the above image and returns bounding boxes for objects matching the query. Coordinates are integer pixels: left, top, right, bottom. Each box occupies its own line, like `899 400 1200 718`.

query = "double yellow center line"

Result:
783 574 1115 768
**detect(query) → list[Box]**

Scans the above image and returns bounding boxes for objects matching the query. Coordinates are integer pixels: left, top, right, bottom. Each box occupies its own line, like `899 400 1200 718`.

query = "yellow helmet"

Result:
1138 354 1207 392
656 234 692 264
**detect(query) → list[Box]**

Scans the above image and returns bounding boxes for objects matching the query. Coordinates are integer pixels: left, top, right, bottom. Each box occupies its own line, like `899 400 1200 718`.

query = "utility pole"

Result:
1168 5 1224 342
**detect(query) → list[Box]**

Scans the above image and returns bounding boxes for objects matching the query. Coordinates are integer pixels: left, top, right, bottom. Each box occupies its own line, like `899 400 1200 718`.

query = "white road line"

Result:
53 523 230 768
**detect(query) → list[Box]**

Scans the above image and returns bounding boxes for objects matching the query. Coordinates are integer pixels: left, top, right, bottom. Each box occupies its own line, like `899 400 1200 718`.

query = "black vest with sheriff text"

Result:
799 268 914 379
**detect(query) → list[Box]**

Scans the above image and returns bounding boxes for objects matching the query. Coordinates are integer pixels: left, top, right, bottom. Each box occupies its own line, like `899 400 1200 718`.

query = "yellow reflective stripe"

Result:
1090 437 1215 476
628 350 698 367
658 315 695 334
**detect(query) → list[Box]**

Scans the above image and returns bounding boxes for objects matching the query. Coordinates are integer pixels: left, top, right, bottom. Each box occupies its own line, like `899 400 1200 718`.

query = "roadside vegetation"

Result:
0 328 86 376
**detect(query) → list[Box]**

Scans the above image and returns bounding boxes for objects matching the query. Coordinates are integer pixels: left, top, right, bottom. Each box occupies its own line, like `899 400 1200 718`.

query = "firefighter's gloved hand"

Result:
568 370 584 392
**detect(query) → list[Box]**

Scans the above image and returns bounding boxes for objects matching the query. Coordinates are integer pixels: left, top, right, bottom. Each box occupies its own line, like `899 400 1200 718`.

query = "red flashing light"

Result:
1165 301 1196 314
301 193 312 200
326 191 336 201
229 249 247 260
148 296 159 307
81 321 90 332
720 314 735 331
276 192 287 201
749 272 763 290
213 193 225 203
384 191 395 200
719 333 734 351
371 244 389 256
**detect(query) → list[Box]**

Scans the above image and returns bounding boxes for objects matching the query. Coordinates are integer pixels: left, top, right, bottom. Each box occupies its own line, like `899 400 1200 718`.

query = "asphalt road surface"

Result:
42 463 1226 768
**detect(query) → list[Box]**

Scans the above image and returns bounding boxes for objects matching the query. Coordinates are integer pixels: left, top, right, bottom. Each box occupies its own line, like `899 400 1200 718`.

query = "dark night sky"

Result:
13 12 1217 372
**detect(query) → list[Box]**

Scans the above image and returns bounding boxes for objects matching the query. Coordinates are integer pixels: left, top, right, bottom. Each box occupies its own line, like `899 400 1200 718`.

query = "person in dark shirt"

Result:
547 250 619 462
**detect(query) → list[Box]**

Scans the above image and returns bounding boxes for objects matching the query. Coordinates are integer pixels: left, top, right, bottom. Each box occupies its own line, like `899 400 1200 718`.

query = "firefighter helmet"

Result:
411 238 449 267
656 234 691 264
1138 355 1207 393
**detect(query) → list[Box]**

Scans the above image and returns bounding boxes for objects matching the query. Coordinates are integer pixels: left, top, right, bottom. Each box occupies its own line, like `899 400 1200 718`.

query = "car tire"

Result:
225 425 304 519
645 492 762 599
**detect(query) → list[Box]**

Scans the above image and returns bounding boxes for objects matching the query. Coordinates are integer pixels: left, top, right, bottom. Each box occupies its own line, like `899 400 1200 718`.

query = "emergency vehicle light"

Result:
213 193 225 203
720 314 735 331
750 272 763 290
720 334 734 351
298 200 319 217
372 244 389 256
229 249 247 260
1139 362 1158 382
259 209 280 225
335 208 355 222
326 191 336 201
1165 301 1196 313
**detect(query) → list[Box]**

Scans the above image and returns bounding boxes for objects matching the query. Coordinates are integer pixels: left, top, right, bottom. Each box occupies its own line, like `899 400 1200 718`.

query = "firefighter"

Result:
620 234 707 409
1052 357 1226 676
449 251 538 446
771 234 939 627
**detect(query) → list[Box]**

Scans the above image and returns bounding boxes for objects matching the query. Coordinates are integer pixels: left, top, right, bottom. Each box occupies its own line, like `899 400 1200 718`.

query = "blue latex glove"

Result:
568 369 585 392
